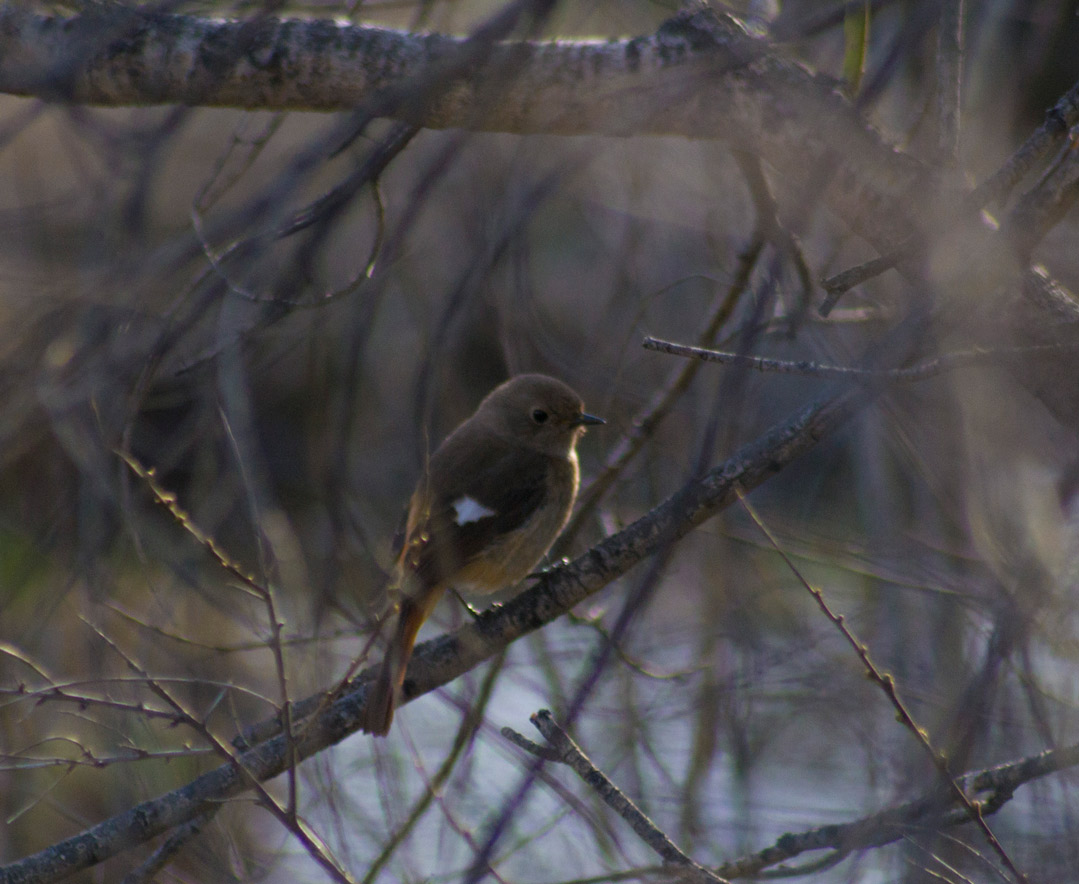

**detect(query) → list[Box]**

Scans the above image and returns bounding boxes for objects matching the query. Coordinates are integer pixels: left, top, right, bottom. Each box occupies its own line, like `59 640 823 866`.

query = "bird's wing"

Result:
399 436 550 588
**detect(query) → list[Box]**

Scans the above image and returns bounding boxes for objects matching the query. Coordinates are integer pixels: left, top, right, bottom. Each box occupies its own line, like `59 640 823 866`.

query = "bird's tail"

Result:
360 592 436 736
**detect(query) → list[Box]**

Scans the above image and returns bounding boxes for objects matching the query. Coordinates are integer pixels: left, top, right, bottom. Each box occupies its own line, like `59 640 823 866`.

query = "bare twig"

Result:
736 490 1028 884
103 603 360 653
464 515 684 884
556 235 762 554
118 452 263 594
397 666 516 884
117 453 364 881
189 121 411 306
119 809 218 884
643 335 1079 381
1004 129 1079 262
934 0 964 167
512 710 729 884
820 74 1079 308
732 150 815 318
714 741 1079 879
81 617 358 884
360 652 504 884
566 608 702 681
1 677 274 722
1 746 214 773
193 113 285 216
216 404 298 816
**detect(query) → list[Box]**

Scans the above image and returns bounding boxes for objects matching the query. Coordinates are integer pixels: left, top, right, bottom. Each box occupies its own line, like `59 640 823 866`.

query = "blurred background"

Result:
2 1 1079 882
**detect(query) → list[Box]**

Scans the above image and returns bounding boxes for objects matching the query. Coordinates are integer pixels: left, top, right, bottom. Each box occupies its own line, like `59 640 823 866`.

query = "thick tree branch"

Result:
7 5 1079 340
0 4 930 252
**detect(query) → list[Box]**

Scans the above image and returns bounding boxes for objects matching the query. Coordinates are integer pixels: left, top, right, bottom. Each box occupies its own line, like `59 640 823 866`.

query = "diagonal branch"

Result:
0 387 864 884
716 741 1079 880
738 492 1026 884
510 710 729 884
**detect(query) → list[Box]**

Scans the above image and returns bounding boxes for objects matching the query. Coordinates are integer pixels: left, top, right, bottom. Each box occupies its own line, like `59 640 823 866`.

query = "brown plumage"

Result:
360 374 603 736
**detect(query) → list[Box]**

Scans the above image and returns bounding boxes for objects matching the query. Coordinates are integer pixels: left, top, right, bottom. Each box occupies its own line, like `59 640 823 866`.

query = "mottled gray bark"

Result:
0 5 929 251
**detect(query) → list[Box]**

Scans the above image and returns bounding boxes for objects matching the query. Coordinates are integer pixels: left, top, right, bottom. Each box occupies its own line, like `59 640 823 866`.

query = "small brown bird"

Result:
360 374 603 736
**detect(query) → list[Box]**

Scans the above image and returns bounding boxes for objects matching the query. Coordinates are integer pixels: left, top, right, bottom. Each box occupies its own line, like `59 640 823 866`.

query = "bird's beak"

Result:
572 412 605 427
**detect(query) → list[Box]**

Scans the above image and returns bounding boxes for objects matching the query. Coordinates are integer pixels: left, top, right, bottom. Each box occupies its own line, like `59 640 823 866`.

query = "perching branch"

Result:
0 387 864 884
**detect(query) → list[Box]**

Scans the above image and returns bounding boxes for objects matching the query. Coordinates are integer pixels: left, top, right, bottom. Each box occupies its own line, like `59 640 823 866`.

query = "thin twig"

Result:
397 665 516 884
820 74 1079 310
643 335 1079 381
118 452 263 594
118 455 364 881
736 489 1028 884
556 235 763 554
1004 129 1079 262
1 677 275 720
119 808 219 884
1 746 214 772
193 113 284 216
103 603 361 653
934 0 963 167
566 609 702 681
516 710 729 884
189 122 411 307
732 150 814 323
360 652 504 884
81 617 359 884
217 406 298 816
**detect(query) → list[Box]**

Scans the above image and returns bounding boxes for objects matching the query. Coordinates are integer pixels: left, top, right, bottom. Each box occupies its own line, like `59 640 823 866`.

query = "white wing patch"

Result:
451 495 496 525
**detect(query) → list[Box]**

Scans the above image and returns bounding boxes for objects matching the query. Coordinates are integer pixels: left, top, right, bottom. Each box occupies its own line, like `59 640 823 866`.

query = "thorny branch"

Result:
737 491 1027 884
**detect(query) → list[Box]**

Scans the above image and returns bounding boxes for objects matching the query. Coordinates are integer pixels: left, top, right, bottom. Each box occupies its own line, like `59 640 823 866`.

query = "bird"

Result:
359 374 604 736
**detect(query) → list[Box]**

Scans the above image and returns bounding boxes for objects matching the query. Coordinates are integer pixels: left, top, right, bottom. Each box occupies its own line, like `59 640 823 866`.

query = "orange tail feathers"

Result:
360 590 441 736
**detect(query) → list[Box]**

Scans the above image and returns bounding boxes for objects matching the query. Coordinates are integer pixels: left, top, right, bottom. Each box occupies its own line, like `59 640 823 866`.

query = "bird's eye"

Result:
531 408 549 424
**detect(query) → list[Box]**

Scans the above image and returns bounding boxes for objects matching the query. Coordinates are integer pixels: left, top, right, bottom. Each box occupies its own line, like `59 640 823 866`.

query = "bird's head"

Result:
477 374 604 457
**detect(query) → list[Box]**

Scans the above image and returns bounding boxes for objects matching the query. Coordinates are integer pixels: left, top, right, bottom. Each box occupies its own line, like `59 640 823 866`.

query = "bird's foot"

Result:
452 588 488 620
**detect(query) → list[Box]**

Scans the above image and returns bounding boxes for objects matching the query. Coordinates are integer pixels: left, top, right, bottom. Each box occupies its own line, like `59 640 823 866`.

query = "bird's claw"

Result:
452 588 487 620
